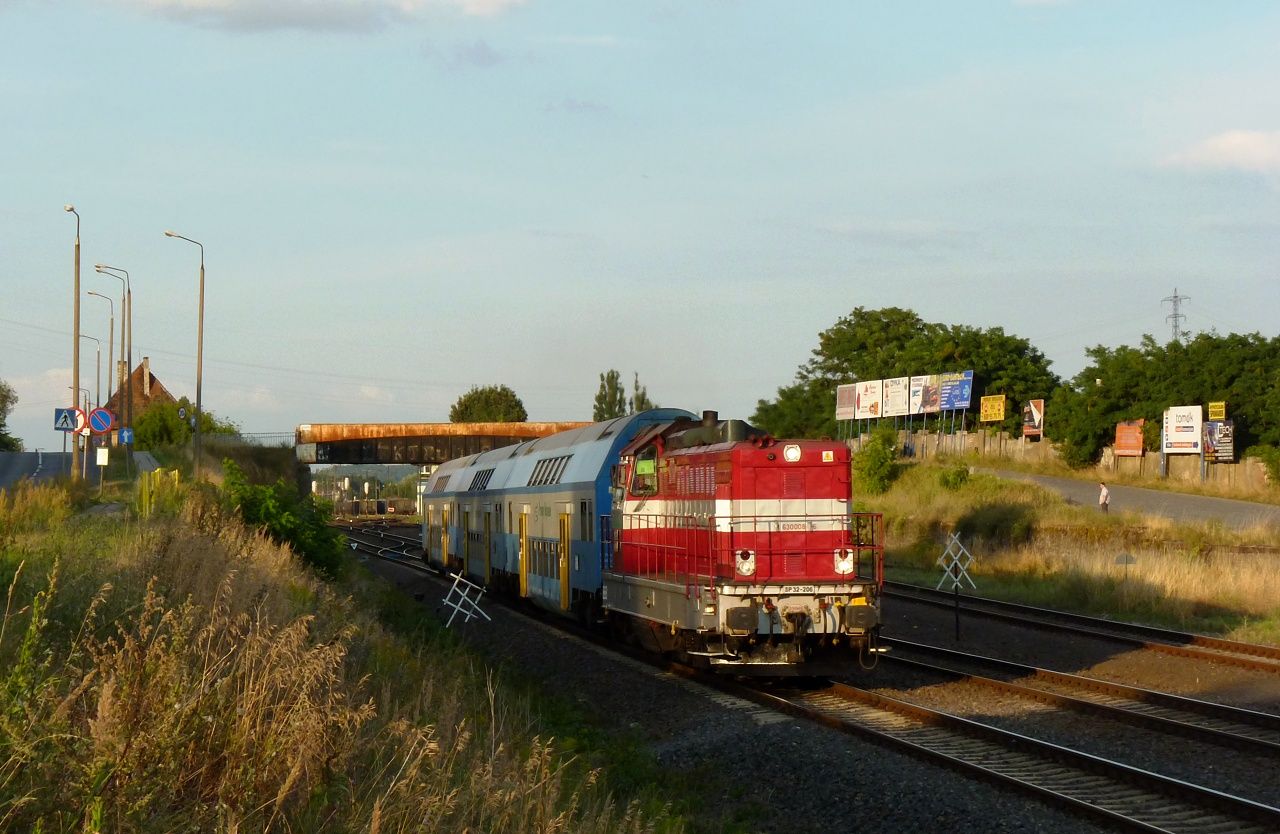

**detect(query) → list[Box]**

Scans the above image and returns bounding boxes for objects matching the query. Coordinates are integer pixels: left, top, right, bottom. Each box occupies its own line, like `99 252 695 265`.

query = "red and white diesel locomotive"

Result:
420 409 883 673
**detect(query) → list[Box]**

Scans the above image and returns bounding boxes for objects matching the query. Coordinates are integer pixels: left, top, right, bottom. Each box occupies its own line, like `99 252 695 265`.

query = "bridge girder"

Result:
295 422 589 466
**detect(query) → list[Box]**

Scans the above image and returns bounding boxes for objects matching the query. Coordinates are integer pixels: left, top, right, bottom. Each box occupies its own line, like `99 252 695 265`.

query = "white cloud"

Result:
10 368 75 409
1164 130 1280 174
217 385 284 411
357 385 394 403
128 0 526 32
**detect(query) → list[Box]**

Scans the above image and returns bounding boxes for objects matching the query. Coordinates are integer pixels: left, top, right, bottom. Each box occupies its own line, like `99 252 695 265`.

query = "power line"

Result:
1162 287 1190 343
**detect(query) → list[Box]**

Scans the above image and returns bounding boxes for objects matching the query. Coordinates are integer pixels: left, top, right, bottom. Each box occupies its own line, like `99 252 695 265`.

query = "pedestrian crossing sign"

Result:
54 408 77 432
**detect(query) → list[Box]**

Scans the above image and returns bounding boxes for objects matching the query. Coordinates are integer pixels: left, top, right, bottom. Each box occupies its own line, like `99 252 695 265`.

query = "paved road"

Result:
987 469 1280 531
0 451 73 489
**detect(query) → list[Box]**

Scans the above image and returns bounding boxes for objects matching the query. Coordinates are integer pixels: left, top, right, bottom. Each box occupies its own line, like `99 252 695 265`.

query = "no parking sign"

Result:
88 408 115 435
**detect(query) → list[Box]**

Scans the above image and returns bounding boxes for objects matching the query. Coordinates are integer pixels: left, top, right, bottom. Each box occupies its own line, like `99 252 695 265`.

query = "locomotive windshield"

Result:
630 446 658 495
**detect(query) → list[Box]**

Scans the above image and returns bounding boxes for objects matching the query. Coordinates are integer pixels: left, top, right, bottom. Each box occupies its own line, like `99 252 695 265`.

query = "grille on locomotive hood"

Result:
783 553 806 574
782 471 805 497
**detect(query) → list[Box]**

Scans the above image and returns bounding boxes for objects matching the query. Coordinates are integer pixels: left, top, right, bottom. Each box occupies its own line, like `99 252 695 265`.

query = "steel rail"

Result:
885 581 1280 674
344 523 1280 832
877 639 1280 755
753 682 1280 833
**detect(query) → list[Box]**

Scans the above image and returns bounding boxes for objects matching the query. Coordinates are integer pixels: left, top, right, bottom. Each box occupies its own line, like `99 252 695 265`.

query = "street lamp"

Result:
65 204 81 480
95 264 131 461
80 334 101 408
86 291 114 403
67 386 89 479
164 230 204 479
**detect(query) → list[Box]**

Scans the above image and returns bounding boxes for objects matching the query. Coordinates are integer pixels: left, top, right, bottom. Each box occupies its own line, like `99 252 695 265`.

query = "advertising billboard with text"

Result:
1114 419 1145 457
939 370 974 410
910 375 940 414
979 395 1005 422
835 384 857 421
854 380 883 419
1204 420 1235 462
1022 399 1044 437
1162 406 1202 454
882 376 910 417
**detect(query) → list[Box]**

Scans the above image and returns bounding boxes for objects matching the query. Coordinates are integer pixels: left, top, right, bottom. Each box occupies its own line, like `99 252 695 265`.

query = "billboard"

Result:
1114 419 1145 457
1022 399 1044 437
854 380 883 419
979 395 1006 422
938 370 974 410
910 375 940 414
835 384 857 421
1204 420 1235 463
882 376 910 417
1208 401 1227 421
1162 405 1202 454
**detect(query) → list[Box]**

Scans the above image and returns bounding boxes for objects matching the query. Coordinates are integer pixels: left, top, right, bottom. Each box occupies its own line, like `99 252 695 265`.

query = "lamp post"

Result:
80 334 101 408
164 231 204 479
68 386 89 479
86 291 114 403
95 264 131 471
65 205 81 480
93 266 128 409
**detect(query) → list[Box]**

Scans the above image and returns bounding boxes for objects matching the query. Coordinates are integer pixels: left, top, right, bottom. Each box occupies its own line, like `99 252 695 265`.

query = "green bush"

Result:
938 464 970 491
1247 445 1280 486
220 460 346 578
853 425 899 495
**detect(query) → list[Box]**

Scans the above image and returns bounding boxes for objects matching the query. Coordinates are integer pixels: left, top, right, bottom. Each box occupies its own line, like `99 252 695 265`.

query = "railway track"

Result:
760 681 1280 834
885 580 1280 674
877 639 1280 755
338 521 1280 832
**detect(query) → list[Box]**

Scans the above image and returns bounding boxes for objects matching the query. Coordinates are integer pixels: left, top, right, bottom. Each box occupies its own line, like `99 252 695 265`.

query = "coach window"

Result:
630 446 658 496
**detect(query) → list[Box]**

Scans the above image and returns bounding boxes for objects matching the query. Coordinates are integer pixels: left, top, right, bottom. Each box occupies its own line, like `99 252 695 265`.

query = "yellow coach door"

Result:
518 510 529 597
462 511 471 576
558 512 571 612
441 508 450 570
483 511 492 583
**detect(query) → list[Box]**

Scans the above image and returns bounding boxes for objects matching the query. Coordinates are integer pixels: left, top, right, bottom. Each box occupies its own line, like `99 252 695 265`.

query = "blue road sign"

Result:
88 408 115 435
54 408 76 432
120 427 134 445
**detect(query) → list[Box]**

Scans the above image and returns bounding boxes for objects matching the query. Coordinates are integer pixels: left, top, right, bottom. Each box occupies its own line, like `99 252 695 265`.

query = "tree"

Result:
630 372 657 413
1045 331 1280 466
450 385 528 423
752 307 1060 439
0 379 20 451
593 371 627 421
134 396 237 450
594 370 658 420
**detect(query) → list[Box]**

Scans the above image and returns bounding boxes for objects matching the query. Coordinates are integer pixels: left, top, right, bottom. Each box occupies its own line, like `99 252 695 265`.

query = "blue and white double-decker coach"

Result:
420 409 696 617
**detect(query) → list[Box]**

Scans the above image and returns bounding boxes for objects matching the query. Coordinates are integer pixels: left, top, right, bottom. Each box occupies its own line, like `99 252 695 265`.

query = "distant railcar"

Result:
420 410 882 673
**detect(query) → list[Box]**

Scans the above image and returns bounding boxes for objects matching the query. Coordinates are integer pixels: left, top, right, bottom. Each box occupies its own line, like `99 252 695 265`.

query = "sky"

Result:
3 0 1279 450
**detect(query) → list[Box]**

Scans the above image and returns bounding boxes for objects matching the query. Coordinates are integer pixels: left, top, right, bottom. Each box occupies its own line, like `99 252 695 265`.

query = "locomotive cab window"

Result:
630 447 658 495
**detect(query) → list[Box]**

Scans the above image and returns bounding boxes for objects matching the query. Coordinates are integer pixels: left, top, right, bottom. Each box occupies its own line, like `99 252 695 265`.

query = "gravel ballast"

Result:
369 556 1117 833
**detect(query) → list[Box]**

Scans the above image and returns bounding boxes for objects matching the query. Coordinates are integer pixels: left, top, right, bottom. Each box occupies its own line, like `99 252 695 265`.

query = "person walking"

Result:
1098 482 1110 514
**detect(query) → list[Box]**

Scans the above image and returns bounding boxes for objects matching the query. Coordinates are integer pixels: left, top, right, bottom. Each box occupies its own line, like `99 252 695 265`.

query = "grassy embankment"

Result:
0 476 687 833
863 461 1280 646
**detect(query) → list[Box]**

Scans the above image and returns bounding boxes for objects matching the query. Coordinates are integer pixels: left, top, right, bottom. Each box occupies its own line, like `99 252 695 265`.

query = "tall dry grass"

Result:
0 485 674 833
876 462 1280 645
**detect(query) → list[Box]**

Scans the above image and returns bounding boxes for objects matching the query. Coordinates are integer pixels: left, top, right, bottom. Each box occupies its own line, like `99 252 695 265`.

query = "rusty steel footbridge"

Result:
295 421 590 466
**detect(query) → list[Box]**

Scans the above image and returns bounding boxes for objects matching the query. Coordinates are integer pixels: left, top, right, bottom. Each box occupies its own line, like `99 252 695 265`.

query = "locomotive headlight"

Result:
834 548 856 575
735 549 756 576
783 444 802 463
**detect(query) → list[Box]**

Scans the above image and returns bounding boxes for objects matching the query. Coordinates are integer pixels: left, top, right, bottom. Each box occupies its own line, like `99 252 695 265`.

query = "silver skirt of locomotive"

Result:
601 571 879 666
